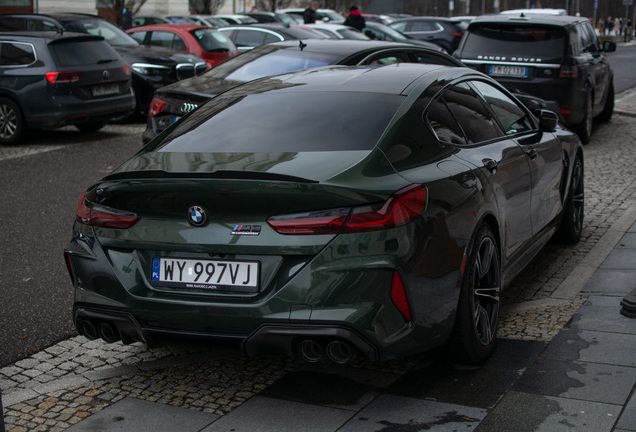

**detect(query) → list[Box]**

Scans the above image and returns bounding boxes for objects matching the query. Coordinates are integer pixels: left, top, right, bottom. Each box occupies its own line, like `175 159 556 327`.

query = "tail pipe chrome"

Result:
298 340 324 363
326 341 358 364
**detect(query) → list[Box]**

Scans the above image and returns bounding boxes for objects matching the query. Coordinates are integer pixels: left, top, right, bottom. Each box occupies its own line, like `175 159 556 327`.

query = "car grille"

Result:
176 62 207 81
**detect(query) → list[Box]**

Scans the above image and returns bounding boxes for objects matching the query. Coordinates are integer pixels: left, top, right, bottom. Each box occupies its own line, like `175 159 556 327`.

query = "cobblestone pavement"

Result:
3 114 636 431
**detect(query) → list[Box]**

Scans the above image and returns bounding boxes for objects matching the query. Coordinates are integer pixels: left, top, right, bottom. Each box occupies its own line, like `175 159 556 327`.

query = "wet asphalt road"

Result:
0 126 144 367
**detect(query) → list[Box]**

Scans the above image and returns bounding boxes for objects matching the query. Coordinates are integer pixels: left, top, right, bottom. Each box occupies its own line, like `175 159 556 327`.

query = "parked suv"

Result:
454 14 615 143
0 32 135 145
0 14 207 118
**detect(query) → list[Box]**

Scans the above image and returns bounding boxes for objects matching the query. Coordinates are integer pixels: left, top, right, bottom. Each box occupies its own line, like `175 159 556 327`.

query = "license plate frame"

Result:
92 83 120 97
488 65 529 78
150 257 259 293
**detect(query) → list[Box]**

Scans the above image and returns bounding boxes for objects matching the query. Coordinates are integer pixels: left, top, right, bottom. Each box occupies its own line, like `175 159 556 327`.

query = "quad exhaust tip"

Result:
298 340 358 364
80 319 120 344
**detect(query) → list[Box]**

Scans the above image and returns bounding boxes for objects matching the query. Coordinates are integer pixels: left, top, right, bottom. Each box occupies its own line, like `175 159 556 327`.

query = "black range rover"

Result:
454 13 616 143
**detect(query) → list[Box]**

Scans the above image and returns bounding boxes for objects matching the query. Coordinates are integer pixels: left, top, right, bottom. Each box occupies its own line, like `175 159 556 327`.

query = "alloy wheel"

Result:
0 104 17 140
472 237 500 346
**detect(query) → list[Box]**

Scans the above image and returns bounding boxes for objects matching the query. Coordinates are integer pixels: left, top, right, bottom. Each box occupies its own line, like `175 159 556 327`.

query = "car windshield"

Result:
275 14 296 24
61 18 138 47
321 11 345 21
154 91 404 153
220 48 339 81
236 16 259 24
49 39 121 66
337 28 370 40
377 25 409 40
463 25 566 58
191 29 237 51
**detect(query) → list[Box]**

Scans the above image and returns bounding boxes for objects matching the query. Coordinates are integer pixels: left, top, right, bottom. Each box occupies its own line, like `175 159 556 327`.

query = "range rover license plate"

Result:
151 257 259 291
488 65 529 78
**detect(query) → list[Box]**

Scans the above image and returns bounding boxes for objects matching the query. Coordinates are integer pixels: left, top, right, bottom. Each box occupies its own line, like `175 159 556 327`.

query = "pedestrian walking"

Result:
597 17 605 34
304 0 319 24
343 5 365 31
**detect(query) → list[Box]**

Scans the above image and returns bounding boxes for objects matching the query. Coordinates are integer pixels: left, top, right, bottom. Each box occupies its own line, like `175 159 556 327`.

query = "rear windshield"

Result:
49 39 120 66
212 47 340 82
153 92 404 153
463 25 566 58
61 18 138 47
191 29 236 52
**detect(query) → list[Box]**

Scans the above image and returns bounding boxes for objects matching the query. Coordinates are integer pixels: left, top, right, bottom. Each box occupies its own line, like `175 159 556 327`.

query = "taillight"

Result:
267 184 427 235
46 71 85 83
391 271 412 321
75 193 140 229
561 109 572 115
123 64 132 75
559 64 578 78
452 33 462 37
148 97 166 117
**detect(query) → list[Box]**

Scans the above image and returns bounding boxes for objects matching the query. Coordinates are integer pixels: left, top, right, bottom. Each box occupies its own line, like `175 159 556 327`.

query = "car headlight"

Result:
131 63 172 77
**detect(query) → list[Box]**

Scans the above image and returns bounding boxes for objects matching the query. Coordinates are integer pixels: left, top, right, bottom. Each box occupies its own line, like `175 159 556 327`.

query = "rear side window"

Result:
49 39 119 66
463 25 566 59
233 30 267 47
191 29 236 52
154 92 405 153
28 20 58 31
439 82 501 144
0 42 36 66
471 81 535 134
150 32 186 51
411 21 440 32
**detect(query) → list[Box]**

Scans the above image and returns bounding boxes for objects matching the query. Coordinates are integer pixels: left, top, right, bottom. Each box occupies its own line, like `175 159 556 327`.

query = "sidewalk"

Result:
3 91 636 432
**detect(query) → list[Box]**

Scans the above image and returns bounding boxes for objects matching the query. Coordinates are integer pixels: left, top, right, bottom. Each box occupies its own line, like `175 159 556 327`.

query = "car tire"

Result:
75 119 108 133
575 92 593 144
450 223 500 364
555 157 584 244
0 97 26 146
596 82 614 123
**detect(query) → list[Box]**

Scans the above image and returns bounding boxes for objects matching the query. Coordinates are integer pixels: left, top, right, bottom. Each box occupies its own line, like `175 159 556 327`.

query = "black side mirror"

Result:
539 110 558 132
602 40 617 53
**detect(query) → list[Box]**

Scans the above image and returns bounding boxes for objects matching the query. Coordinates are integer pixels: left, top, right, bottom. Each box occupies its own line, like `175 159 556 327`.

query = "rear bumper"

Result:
27 91 136 129
73 306 379 361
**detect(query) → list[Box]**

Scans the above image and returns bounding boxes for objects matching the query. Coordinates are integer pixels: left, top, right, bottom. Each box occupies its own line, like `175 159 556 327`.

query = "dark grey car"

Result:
453 14 615 144
0 32 135 145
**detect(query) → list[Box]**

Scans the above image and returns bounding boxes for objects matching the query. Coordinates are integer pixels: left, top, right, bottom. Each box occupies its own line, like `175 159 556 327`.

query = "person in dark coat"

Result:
304 1 320 24
343 5 365 31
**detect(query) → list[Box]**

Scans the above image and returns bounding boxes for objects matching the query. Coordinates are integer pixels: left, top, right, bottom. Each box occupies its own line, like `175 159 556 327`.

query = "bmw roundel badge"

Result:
188 206 206 226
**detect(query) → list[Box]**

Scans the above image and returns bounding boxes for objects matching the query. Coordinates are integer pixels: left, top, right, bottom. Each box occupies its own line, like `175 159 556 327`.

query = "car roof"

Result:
0 30 103 42
390 16 456 23
222 63 464 98
250 38 448 56
128 24 209 31
469 13 588 28
306 23 353 30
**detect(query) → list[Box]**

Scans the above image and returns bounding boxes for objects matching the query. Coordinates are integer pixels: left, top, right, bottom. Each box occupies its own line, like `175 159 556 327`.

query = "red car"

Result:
126 24 240 68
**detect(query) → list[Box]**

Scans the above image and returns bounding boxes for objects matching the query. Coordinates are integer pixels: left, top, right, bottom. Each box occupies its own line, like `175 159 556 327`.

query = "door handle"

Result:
526 148 538 160
482 158 498 173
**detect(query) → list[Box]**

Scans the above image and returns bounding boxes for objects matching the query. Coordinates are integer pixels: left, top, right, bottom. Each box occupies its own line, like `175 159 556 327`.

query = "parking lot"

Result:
2 99 636 430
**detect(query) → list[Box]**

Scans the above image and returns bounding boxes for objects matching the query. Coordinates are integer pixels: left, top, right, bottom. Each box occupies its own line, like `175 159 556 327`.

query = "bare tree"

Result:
190 0 227 14
98 0 148 26
255 0 296 12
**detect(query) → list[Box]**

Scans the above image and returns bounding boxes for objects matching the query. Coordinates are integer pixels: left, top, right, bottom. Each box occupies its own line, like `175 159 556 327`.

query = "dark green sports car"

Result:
65 63 583 364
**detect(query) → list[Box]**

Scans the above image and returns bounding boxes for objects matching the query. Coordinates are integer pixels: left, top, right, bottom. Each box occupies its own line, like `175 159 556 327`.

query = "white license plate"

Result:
150 257 259 291
92 83 119 96
488 65 529 78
